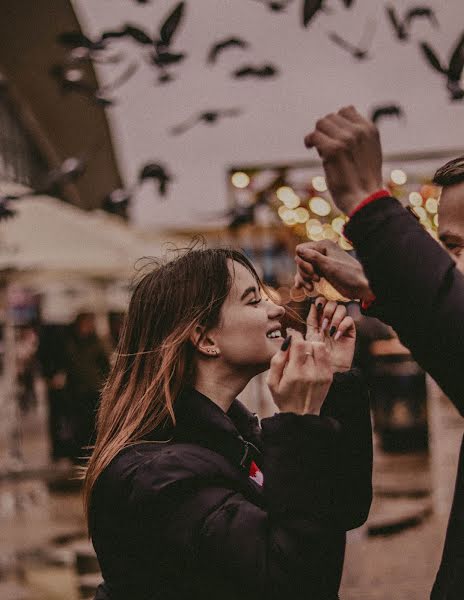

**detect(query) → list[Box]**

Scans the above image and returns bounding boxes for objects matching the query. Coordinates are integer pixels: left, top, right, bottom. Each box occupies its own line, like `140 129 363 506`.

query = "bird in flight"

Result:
369 104 404 125
385 5 439 41
169 109 243 135
420 31 464 100
207 37 250 64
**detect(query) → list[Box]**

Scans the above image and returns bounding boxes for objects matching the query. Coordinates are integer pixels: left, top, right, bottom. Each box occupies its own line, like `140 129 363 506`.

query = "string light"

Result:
339 236 353 251
409 192 423 207
294 207 309 223
323 224 338 240
331 216 346 234
309 196 331 217
425 197 438 214
390 169 407 185
412 206 427 221
312 175 328 193
433 214 439 228
276 186 300 209
231 172 250 188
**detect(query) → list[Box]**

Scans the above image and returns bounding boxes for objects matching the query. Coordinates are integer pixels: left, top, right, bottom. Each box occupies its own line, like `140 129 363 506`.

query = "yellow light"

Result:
282 209 297 225
339 236 353 251
433 214 439 228
409 192 423 207
309 196 331 217
276 186 300 209
306 219 323 240
413 206 427 221
312 175 328 193
278 205 289 219
294 207 309 223
331 216 346 234
231 171 250 188
425 197 438 214
390 169 407 185
323 224 338 241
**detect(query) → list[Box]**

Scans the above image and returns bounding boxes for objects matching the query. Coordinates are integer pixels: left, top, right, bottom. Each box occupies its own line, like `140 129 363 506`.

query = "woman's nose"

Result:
269 302 285 319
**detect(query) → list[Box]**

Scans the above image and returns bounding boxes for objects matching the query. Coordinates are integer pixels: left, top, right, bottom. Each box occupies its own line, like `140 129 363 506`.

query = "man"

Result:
295 106 464 599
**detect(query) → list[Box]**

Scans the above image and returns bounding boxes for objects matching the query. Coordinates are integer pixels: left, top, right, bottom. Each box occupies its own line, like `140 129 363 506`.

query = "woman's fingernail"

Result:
281 335 292 351
316 303 323 312
329 326 336 337
321 318 329 332
334 331 342 341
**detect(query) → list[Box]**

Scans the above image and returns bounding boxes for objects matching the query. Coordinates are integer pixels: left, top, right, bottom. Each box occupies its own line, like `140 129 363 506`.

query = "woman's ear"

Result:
190 326 220 357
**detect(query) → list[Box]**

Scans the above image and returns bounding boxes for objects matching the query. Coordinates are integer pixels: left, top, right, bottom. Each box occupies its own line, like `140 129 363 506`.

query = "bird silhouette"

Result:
169 109 242 135
232 64 278 78
0 196 19 221
302 0 329 28
370 104 404 125
149 2 186 75
58 24 152 53
328 20 376 60
251 0 295 12
420 32 464 100
138 162 173 196
207 37 250 64
386 5 438 41
51 62 138 106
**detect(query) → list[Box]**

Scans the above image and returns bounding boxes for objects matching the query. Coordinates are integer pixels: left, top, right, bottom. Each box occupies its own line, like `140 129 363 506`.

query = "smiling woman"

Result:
83 242 373 600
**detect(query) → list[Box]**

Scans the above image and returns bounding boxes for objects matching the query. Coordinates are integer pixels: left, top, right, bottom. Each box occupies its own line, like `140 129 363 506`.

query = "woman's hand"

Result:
305 296 356 373
266 329 333 416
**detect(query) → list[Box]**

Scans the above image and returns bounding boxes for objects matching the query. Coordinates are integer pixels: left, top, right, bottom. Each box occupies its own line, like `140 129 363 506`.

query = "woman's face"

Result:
207 260 286 374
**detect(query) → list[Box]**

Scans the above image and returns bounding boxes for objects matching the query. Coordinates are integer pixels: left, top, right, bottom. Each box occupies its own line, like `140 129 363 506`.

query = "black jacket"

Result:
345 195 464 600
90 371 372 600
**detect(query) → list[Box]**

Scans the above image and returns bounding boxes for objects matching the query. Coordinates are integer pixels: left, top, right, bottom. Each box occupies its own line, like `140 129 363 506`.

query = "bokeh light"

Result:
331 216 346 234
231 171 250 188
312 175 328 193
277 186 300 209
309 196 331 217
409 192 423 207
425 197 438 214
390 169 407 185
294 207 309 223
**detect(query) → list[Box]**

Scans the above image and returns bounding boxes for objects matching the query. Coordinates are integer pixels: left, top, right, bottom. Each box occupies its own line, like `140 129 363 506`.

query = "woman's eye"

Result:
250 298 262 305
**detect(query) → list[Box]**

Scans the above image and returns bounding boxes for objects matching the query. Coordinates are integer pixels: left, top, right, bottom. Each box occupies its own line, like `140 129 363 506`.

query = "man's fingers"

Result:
304 130 338 159
338 105 365 124
295 257 321 282
294 272 314 292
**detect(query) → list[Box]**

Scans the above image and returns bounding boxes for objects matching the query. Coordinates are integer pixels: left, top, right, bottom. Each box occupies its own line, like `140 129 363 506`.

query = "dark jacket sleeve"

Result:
129 415 346 599
345 196 464 414
321 369 373 529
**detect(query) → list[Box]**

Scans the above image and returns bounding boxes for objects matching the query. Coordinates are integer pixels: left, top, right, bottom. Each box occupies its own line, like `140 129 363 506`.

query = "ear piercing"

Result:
206 348 218 355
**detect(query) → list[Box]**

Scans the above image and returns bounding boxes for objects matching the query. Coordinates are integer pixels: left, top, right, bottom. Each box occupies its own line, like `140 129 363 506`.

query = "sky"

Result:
72 0 464 230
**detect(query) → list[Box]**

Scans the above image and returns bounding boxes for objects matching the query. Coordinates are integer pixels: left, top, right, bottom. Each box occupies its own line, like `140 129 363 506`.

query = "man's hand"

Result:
294 240 374 302
304 106 383 215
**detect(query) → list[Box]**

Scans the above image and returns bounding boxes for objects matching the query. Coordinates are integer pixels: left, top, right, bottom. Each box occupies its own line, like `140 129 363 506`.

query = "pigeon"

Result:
138 162 173 196
169 108 242 135
328 20 376 60
370 104 404 125
207 37 250 64
232 64 278 78
302 0 328 28
386 5 439 42
251 0 295 12
149 2 187 76
420 31 464 100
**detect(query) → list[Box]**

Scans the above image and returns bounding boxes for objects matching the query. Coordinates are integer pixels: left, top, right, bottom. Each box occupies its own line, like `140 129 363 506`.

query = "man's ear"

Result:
190 326 219 357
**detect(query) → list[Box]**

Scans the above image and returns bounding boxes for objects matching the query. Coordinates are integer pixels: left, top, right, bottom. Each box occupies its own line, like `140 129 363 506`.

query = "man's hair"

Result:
433 156 464 187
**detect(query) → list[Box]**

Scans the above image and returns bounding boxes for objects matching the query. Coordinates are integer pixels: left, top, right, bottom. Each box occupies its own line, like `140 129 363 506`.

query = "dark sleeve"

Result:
132 415 345 599
345 196 464 414
321 369 373 529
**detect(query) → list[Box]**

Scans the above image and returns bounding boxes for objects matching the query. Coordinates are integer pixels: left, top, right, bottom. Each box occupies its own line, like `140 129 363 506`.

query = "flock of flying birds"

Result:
3 0 459 222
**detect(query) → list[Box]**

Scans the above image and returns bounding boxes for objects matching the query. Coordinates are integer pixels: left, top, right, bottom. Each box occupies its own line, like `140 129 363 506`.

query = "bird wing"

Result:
328 32 358 53
420 42 447 74
233 66 253 77
101 62 138 92
158 1 185 47
404 8 438 28
370 105 403 124
448 31 464 81
385 5 403 36
302 0 323 27
124 25 153 45
207 38 249 64
169 114 201 135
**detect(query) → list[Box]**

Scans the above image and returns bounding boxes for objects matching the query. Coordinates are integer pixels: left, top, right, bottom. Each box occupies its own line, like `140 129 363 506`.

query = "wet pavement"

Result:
0 401 461 600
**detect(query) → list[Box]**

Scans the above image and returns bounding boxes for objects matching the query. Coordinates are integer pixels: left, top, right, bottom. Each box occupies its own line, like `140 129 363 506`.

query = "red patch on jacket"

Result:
249 460 264 487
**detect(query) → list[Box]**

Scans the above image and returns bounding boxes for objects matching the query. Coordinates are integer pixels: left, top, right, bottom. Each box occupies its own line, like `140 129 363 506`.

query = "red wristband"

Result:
361 295 376 311
348 189 391 219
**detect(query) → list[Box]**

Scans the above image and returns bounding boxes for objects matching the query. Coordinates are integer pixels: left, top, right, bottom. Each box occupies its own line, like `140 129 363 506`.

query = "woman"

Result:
85 247 372 600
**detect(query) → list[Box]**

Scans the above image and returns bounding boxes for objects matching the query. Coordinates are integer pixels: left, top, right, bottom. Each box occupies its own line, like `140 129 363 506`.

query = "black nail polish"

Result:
329 326 336 337
281 335 292 351
317 303 323 311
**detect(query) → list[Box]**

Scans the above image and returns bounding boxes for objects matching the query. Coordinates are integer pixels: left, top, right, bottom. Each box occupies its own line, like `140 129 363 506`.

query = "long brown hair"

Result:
82 244 263 532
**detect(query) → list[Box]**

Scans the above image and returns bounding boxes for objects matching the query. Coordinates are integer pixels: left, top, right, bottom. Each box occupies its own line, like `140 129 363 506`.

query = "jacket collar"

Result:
148 387 263 472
